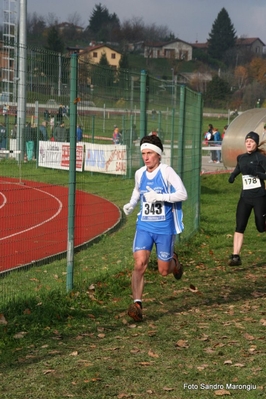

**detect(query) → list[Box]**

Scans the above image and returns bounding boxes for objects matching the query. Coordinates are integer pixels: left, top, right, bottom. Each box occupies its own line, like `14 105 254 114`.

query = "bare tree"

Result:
46 13 59 27
67 12 84 28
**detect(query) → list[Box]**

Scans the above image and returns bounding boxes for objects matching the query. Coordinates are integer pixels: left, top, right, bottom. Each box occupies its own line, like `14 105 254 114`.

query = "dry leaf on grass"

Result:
139 362 153 366
13 331 27 339
243 333 255 340
224 360 233 365
43 369 55 375
175 339 189 348
0 314 7 325
98 334 105 338
214 389 231 396
189 284 202 294
148 349 159 358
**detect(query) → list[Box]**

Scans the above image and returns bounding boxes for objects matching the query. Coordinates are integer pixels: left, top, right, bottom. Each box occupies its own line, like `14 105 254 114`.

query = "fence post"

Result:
66 52 78 292
177 85 186 177
139 70 147 139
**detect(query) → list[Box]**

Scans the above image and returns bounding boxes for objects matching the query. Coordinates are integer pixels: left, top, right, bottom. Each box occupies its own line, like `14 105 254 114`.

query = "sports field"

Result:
0 177 121 272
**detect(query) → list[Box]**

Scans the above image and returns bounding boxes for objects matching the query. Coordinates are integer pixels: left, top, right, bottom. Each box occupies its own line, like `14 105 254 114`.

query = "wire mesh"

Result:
0 45 202 305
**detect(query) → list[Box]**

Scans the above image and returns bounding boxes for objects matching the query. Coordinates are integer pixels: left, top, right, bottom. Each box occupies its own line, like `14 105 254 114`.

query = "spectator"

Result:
2 104 9 123
39 121 48 141
76 125 83 142
221 125 228 140
54 121 67 142
0 123 7 149
44 110 50 122
213 127 222 163
112 127 122 144
24 122 35 161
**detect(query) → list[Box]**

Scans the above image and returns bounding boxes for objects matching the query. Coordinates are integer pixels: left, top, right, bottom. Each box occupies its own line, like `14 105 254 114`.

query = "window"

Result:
93 52 98 58
111 53 116 59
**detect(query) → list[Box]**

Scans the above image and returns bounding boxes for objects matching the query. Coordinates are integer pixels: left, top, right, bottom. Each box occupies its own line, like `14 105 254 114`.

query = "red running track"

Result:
0 178 121 272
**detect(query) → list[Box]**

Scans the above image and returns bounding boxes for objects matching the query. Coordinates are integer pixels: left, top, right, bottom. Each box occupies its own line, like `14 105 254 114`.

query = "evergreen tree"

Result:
99 52 110 66
87 3 120 42
45 27 65 85
46 26 65 53
207 8 237 61
119 53 129 70
204 75 231 107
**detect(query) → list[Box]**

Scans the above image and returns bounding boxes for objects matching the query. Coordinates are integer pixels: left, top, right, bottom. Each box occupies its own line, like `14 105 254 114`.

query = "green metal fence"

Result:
0 46 202 304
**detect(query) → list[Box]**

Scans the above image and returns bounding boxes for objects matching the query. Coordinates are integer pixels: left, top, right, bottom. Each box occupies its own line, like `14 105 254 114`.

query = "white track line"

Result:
0 184 63 241
0 192 7 209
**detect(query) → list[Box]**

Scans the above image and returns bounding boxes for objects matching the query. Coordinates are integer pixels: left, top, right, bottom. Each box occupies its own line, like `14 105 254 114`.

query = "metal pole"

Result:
139 70 147 139
17 0 27 162
66 52 78 292
58 52 61 96
177 85 186 177
139 70 147 166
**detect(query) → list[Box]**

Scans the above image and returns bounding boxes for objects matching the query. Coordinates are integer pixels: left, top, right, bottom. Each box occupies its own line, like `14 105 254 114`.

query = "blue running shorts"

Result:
133 229 176 261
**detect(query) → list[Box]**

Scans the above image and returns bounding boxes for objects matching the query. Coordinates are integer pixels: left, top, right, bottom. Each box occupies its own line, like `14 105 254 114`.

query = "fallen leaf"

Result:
70 351 78 356
98 334 105 338
13 332 27 339
244 333 255 341
224 360 233 365
214 389 231 396
43 369 55 375
148 350 159 358
0 314 7 325
175 339 189 348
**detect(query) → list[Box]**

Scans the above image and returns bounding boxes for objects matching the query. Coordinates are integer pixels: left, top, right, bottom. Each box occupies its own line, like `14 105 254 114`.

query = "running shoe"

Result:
173 252 183 280
228 254 242 266
128 302 143 321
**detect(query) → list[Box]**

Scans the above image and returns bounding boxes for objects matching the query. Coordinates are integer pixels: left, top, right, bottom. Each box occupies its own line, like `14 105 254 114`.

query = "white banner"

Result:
38 141 84 172
84 143 127 175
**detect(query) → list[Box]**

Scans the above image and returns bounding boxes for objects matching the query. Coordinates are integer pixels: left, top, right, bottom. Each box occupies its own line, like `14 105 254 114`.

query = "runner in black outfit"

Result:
228 131 266 266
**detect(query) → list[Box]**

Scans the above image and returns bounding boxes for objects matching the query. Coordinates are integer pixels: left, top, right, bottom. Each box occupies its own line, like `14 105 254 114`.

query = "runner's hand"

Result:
228 174 235 183
123 203 134 215
144 186 163 203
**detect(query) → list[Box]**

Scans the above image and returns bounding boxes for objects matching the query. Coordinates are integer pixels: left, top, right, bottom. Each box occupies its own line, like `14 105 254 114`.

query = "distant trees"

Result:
85 3 120 42
23 4 266 110
204 75 231 107
26 4 174 51
207 8 237 62
46 26 65 53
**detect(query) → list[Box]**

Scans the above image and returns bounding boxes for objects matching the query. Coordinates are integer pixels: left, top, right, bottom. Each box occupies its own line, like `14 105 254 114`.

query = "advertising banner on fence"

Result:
84 143 127 175
38 141 84 172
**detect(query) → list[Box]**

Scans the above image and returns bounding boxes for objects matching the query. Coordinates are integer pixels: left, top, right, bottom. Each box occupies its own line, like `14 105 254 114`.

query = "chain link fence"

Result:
0 46 202 305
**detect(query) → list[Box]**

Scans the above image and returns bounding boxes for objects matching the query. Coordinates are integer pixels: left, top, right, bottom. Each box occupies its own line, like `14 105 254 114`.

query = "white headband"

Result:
140 143 162 155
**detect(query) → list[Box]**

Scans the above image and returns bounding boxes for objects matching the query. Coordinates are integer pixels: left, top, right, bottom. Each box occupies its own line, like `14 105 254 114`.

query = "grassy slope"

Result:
0 173 265 398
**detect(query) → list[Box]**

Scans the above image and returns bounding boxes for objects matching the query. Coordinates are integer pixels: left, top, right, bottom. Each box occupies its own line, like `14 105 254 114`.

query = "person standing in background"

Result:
213 127 221 163
76 125 83 142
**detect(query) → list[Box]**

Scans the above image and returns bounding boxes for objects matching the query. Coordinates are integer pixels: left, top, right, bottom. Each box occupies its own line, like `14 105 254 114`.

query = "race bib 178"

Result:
242 175 261 190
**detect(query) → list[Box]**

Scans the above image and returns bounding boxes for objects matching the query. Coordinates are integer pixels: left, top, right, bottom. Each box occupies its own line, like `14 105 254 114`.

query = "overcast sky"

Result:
24 0 266 44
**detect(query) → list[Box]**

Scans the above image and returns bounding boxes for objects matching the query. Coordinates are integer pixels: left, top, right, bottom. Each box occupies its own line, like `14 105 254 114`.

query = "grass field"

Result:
0 173 265 398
